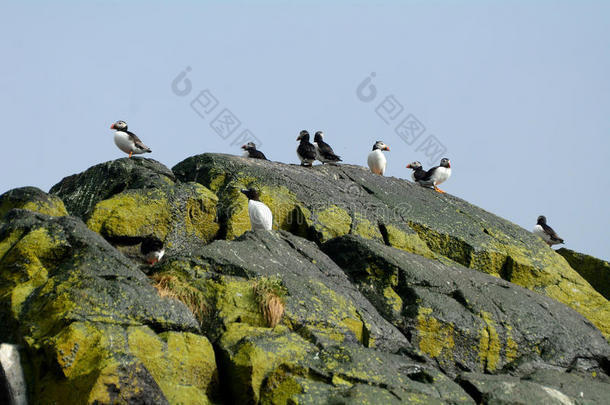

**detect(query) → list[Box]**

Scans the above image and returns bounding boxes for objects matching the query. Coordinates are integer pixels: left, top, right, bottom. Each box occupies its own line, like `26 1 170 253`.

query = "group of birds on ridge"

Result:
110 120 564 265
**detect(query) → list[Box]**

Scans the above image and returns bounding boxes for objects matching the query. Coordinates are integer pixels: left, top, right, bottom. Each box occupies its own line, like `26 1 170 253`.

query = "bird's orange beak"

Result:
385 146 390 151
110 123 115 129
406 164 411 168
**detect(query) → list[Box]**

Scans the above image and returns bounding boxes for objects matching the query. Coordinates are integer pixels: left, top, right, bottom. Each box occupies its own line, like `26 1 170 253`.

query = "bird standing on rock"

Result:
241 188 273 231
313 131 342 164
110 120 152 158
367 141 390 175
533 215 564 246
415 158 451 193
241 142 268 160
406 161 427 182
296 130 316 167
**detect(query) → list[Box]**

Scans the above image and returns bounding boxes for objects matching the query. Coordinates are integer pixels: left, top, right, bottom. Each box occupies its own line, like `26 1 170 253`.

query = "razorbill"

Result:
140 239 165 265
241 188 273 231
241 142 268 160
296 130 316 167
533 215 564 246
110 120 152 158
367 141 390 175
406 161 427 182
415 158 451 193
313 131 342 164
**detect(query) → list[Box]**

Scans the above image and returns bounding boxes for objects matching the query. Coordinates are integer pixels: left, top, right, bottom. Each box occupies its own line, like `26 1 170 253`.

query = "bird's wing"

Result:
542 223 563 242
127 131 151 152
318 141 341 160
249 201 273 230
253 150 268 160
298 142 317 159
420 165 440 182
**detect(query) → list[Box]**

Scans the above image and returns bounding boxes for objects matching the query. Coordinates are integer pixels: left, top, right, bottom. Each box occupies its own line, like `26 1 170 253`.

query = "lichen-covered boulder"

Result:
172 154 610 339
322 235 610 378
557 248 610 300
456 370 610 405
0 209 218 404
86 182 219 252
0 187 68 219
50 157 176 219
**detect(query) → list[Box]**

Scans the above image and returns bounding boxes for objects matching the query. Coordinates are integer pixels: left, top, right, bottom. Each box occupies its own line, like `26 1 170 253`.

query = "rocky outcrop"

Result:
173 153 610 338
0 154 608 404
557 248 610 301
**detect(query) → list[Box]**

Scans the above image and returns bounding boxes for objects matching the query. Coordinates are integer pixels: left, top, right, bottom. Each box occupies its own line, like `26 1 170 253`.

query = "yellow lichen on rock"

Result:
416 307 455 360
315 205 352 241
478 311 501 372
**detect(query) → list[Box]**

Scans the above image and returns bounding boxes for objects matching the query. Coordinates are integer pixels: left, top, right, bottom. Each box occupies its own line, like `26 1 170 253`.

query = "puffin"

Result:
110 120 152 158
367 141 390 175
533 215 564 246
313 131 342 164
140 239 165 265
296 130 316 167
406 161 427 182
415 158 451 193
241 188 273 231
241 142 268 160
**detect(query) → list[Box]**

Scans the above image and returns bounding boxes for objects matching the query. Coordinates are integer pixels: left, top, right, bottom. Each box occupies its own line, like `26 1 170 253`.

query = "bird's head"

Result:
537 215 547 225
110 120 128 131
241 142 256 150
297 130 310 141
314 131 324 142
240 188 260 201
406 161 422 170
373 141 390 151
440 158 451 168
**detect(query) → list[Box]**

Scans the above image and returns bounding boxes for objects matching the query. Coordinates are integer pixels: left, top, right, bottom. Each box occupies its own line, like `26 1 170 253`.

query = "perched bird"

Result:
140 239 165 265
241 188 273 231
367 141 390 175
406 161 427 182
533 215 564 246
415 158 451 193
241 142 268 160
110 120 152 158
296 130 316 167
313 131 342 164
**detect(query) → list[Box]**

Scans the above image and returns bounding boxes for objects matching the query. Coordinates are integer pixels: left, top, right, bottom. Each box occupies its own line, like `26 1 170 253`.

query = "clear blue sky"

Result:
1 1 608 260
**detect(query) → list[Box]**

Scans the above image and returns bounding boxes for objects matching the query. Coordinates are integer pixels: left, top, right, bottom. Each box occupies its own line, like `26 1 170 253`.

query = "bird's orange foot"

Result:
434 186 446 194
129 151 133 158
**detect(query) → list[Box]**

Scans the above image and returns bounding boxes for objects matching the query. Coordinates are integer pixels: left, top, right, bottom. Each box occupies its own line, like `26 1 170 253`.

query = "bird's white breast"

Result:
145 249 165 263
431 167 451 185
114 131 135 153
248 200 273 231
367 149 387 175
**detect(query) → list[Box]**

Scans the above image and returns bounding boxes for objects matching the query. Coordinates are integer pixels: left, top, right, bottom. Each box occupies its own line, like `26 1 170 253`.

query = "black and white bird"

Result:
110 120 152 158
241 142 268 160
241 188 273 231
313 131 342 164
367 141 390 175
140 239 165 265
406 161 427 182
296 130 316 167
415 158 451 193
533 215 564 246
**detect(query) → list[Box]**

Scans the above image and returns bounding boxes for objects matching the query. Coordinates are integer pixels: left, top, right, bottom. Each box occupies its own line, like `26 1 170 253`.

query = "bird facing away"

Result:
296 130 316 167
533 215 564 246
110 120 152 158
241 142 268 160
241 188 273 231
313 131 342 164
140 239 165 265
367 141 390 175
415 158 451 193
406 161 427 182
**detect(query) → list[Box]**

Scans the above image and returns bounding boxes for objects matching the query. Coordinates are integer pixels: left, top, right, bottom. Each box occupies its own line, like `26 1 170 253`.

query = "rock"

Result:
456 370 609 405
321 235 610 378
0 187 67 219
557 248 610 300
50 158 176 219
172 154 610 339
0 209 218 404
